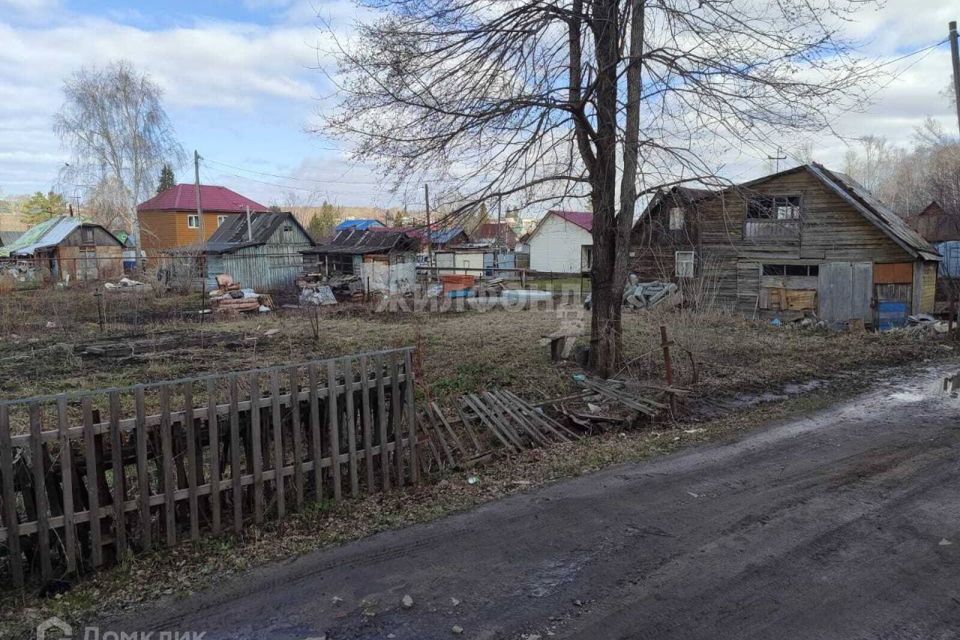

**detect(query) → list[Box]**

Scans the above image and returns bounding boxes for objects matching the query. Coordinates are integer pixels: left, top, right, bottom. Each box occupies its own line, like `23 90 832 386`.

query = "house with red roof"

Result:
137 184 269 253
525 210 593 273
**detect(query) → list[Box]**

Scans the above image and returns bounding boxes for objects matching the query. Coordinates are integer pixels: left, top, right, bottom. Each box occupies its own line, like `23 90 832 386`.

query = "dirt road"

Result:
109 366 960 639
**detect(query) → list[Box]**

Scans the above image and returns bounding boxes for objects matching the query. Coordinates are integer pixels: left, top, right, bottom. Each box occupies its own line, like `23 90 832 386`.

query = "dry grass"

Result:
0 381 863 639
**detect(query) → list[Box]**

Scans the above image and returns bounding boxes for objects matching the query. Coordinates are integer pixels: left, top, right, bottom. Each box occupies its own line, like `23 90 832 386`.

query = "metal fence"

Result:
0 347 418 588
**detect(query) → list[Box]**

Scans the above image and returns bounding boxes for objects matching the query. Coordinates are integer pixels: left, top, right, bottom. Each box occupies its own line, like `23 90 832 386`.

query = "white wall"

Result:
529 214 592 273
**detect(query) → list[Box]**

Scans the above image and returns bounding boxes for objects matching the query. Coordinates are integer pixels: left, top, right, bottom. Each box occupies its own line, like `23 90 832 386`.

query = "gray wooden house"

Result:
194 212 315 291
632 164 940 326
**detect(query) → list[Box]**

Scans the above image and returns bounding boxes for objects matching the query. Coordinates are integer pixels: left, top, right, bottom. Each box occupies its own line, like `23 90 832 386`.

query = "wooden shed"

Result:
632 164 941 326
302 229 419 294
0 216 124 282
184 212 315 292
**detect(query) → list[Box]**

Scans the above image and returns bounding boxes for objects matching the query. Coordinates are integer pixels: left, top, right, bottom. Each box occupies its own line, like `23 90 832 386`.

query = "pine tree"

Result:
157 164 176 194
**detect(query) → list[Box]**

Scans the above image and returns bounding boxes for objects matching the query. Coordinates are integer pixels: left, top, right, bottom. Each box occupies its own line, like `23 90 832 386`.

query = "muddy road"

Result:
110 366 960 639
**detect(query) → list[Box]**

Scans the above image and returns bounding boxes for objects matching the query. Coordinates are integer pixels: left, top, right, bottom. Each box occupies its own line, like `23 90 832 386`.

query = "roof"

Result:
549 211 593 232
335 219 386 231
304 228 419 255
806 165 940 261
473 222 516 239
524 210 594 243
137 184 269 214
372 225 466 245
183 212 313 255
635 185 716 225
0 217 121 258
0 231 22 247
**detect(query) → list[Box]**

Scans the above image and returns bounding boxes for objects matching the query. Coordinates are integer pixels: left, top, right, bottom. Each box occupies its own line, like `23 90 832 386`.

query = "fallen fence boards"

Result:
0 347 417 589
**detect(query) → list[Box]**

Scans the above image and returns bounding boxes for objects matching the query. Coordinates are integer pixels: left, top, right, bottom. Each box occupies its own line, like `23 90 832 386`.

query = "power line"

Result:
203 158 384 187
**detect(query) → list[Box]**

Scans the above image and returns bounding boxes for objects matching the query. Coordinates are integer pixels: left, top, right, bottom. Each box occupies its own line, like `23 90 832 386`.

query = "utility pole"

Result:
767 146 787 173
194 150 205 242
950 21 960 135
424 184 432 268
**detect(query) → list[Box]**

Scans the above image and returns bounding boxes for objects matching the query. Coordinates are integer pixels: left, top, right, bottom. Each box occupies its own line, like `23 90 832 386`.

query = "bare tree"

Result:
325 0 879 375
54 60 184 248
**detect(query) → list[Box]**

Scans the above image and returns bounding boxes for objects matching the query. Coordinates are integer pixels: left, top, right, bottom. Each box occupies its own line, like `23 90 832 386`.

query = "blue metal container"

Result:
877 301 909 330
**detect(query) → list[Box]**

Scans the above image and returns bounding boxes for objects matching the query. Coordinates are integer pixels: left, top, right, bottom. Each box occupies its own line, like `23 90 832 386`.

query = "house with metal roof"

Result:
137 184 270 254
335 219 386 232
302 228 419 294
173 211 315 291
632 163 941 326
525 210 594 274
0 216 124 282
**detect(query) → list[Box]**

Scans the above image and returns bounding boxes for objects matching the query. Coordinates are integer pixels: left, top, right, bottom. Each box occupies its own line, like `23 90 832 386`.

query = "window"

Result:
217 215 228 227
187 214 200 229
668 207 684 230
748 195 801 220
745 195 801 239
582 246 593 270
762 264 819 277
80 227 95 245
675 251 695 278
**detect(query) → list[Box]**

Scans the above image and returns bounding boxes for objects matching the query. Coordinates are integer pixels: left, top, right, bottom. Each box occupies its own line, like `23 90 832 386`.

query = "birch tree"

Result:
326 0 879 375
54 60 183 248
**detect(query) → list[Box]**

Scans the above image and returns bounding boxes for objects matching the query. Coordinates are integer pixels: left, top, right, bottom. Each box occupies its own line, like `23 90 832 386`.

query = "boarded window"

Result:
873 262 912 284
187 214 200 229
668 207 684 230
80 226 95 244
675 251 694 278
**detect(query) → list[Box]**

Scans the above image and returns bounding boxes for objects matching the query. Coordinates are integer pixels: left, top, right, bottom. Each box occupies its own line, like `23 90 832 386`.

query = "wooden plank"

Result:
57 395 76 574
158 386 175 547
471 393 524 449
326 360 342 502
229 375 242 533
0 403 24 587
108 391 127 558
82 397 104 565
249 373 263 524
308 364 323 502
462 395 515 452
359 356 374 490
425 406 456 466
390 354 404 486
343 358 359 498
270 371 286 518
375 353 390 492
431 401 466 457
206 379 221 535
134 386 151 550
403 350 419 485
30 404 52 580
289 367 304 510
182 383 199 542
454 403 484 454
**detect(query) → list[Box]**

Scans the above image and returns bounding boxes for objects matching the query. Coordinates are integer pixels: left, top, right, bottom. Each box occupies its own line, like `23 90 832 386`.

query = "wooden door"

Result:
818 262 872 324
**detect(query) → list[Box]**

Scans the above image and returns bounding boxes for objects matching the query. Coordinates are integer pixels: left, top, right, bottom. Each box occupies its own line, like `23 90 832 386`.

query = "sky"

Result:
0 0 958 211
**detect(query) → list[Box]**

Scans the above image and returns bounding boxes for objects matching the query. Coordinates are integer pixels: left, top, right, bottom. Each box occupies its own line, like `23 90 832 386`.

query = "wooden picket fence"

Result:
0 347 418 588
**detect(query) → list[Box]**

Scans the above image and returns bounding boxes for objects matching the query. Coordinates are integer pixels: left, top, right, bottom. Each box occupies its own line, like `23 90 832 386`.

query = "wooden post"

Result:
660 325 677 416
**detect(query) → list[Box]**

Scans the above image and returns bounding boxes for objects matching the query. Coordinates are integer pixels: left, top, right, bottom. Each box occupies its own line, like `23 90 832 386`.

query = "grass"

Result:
0 288 955 637
0 379 868 639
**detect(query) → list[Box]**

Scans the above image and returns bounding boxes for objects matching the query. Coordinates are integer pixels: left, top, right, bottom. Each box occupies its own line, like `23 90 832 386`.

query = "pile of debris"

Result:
417 376 677 473
208 274 273 314
584 276 680 310
298 273 364 305
103 277 145 290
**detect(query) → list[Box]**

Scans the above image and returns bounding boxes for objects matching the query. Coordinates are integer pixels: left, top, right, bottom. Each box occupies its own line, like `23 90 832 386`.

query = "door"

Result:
818 262 872 324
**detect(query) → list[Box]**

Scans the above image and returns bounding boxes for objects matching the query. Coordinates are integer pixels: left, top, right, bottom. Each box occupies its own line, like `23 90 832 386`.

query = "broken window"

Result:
668 207 684 230
675 251 694 278
745 195 801 238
